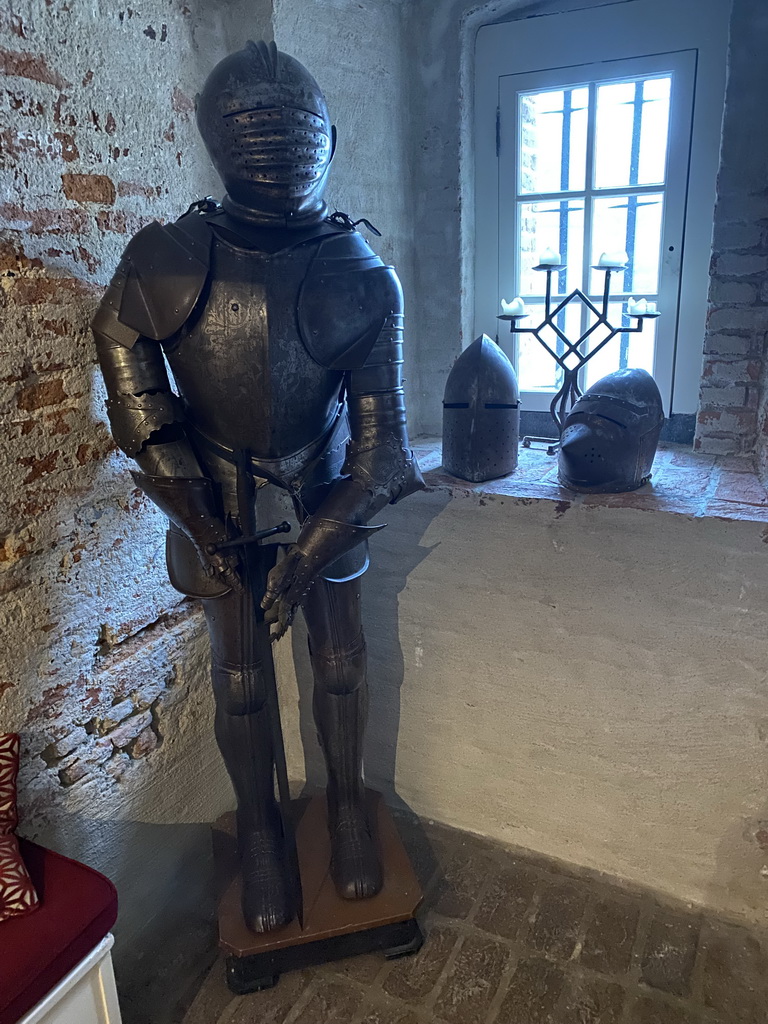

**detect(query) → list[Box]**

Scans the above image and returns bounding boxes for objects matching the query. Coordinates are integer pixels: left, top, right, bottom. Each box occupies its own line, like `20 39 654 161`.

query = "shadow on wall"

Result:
291 489 451 810
710 793 768 925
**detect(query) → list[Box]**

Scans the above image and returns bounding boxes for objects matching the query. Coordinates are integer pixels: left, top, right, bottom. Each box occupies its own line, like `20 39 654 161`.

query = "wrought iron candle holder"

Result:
498 263 660 453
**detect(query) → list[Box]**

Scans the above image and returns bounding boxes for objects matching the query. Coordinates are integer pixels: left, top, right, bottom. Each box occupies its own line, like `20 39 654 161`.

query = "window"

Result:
473 0 731 418
497 52 695 411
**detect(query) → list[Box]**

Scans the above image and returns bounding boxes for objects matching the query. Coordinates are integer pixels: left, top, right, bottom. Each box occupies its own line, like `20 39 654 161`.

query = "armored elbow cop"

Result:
342 422 423 503
93 298 182 458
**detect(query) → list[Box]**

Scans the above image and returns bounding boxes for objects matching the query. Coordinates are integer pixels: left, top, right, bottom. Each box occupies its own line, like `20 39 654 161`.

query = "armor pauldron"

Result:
298 234 403 370
112 212 212 345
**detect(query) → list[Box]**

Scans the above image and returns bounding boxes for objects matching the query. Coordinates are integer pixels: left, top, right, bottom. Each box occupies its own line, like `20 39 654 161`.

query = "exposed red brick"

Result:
25 680 73 724
117 181 162 199
0 239 43 272
171 85 194 116
6 274 99 304
107 709 152 748
163 120 175 142
5 89 44 116
17 378 67 411
105 111 116 135
81 69 94 86
61 173 116 204
0 46 70 90
0 125 56 162
54 130 79 162
127 725 158 758
53 92 76 126
40 318 70 336
0 680 14 698
0 203 88 235
18 449 60 483
96 209 154 234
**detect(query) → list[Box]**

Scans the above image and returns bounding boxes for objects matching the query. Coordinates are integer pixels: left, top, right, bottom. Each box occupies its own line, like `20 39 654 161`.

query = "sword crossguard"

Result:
206 521 292 555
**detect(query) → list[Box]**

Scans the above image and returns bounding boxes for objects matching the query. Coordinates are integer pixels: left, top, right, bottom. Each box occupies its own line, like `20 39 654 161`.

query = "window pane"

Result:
519 86 588 195
594 76 671 189
638 77 671 185
583 302 656 389
589 193 663 294
515 299 582 393
518 199 584 296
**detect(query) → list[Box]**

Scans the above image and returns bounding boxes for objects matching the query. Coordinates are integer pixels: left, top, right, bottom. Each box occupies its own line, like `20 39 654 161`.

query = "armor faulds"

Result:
92 43 423 935
442 335 520 482
557 368 664 493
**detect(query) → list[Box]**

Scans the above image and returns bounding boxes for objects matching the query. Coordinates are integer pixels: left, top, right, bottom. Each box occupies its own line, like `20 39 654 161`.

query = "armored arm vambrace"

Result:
288 317 424 573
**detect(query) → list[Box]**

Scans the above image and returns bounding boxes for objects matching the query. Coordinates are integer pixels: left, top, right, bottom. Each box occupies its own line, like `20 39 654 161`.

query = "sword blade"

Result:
236 452 304 930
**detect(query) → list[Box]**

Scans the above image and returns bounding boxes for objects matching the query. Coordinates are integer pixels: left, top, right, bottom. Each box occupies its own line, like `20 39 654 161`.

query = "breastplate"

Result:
165 235 343 459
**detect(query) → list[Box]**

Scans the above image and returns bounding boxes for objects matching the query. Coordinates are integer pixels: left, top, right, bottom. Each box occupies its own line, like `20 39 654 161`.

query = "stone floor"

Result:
179 812 767 1024
412 440 768 524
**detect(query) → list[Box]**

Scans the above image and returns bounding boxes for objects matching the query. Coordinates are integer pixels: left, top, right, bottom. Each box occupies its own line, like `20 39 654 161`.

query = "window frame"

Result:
473 0 731 417
497 51 696 410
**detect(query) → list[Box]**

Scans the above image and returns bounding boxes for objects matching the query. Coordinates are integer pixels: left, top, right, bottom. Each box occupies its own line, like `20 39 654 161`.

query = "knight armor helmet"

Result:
442 335 520 482
557 368 664 493
196 39 334 225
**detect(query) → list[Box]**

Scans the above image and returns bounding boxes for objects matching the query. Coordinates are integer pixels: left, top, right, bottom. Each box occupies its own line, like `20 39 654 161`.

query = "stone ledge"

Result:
413 439 768 524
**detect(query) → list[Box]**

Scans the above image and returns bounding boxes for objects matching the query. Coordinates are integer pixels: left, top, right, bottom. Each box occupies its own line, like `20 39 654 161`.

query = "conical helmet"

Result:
442 335 520 482
558 368 664 492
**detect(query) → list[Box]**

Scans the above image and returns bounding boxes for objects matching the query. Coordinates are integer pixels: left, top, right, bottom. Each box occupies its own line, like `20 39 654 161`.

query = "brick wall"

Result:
695 0 768 457
0 0 244 966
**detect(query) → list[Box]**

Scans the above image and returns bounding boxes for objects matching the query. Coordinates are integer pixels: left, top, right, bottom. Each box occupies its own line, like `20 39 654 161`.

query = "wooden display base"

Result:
213 792 424 993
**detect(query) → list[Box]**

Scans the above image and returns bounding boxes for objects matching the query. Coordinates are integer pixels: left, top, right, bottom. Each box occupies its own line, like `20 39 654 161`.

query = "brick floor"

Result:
180 813 768 1024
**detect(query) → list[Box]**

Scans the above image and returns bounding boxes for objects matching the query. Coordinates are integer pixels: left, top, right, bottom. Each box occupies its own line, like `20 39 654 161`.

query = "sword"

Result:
228 451 305 930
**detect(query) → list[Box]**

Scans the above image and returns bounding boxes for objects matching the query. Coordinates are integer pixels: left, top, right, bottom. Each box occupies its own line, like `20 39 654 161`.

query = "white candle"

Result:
627 297 647 316
501 297 526 317
598 250 629 269
646 301 657 313
538 248 561 266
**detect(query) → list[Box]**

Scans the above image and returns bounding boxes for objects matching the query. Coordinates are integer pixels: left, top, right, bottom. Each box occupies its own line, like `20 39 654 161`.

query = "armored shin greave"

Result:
203 588 293 933
303 578 382 900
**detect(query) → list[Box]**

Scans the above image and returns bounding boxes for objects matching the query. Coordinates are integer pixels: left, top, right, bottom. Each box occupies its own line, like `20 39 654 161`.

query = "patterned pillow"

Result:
0 734 39 922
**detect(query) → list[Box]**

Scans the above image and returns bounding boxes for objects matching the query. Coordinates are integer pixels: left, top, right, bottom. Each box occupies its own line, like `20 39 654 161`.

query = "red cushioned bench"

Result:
0 839 119 1024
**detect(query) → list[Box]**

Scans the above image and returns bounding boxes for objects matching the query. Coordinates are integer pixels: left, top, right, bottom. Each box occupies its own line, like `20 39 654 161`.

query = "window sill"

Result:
412 439 768 524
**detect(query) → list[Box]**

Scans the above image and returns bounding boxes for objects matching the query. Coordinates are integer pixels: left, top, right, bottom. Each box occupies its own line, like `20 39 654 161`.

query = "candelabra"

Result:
498 258 660 453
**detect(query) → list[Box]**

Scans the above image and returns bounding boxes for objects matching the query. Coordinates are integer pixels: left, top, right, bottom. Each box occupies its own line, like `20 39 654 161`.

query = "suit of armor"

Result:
92 41 423 933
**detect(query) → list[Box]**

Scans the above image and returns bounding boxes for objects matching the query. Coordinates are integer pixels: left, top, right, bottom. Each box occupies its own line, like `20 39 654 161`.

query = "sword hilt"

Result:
205 521 291 555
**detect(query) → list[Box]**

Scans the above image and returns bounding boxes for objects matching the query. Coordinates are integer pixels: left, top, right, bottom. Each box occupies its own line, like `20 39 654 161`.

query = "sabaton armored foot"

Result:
328 802 383 900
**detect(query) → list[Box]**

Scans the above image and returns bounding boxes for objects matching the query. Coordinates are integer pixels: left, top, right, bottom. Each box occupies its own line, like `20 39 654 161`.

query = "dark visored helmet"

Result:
196 40 334 222
558 368 664 493
442 335 520 482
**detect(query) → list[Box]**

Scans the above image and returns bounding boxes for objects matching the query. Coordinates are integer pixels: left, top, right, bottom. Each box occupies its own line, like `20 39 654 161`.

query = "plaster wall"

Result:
279 487 768 926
